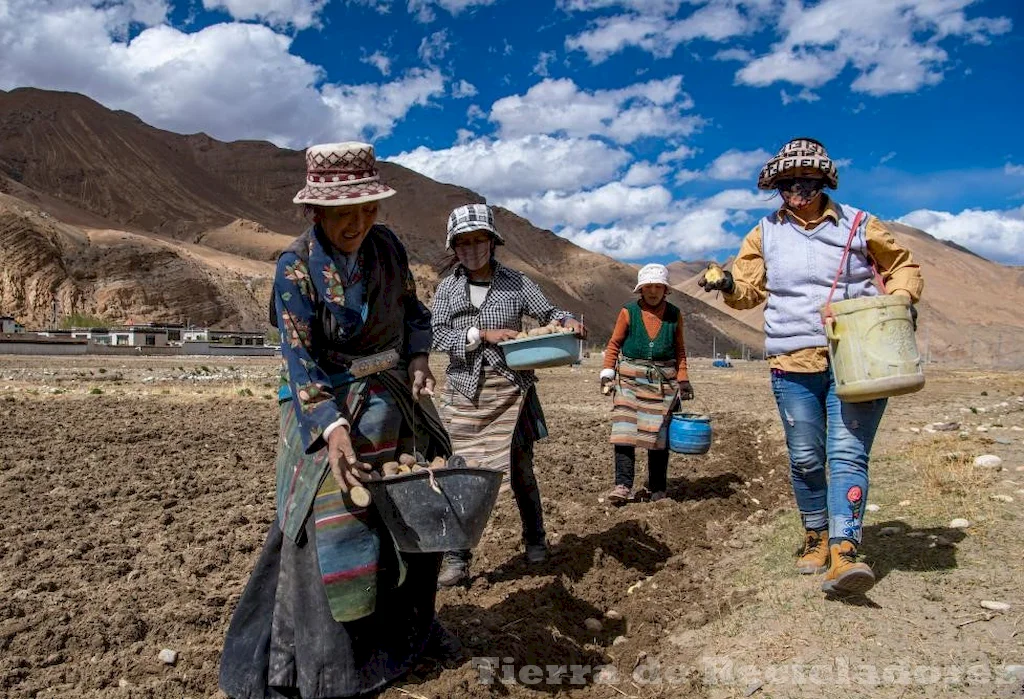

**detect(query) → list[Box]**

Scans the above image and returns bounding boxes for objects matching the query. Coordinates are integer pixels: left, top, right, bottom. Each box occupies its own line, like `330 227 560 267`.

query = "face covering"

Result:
455 239 492 271
778 177 824 210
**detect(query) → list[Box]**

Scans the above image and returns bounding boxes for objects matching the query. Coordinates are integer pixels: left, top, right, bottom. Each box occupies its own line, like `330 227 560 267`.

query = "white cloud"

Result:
202 0 327 29
466 104 486 121
361 50 391 75
780 87 820 104
705 148 770 180
407 0 498 22
489 76 702 144
451 79 478 98
736 0 1011 96
0 1 445 148
622 161 670 186
714 47 753 62
559 206 744 260
345 0 392 12
558 0 685 14
502 182 673 229
321 68 446 142
533 50 557 77
672 148 769 184
736 47 845 89
565 0 766 63
898 206 1024 264
389 135 632 199
1006 163 1024 176
704 188 777 211
564 0 1010 97
417 29 450 64
879 151 897 165
348 0 498 21
657 144 697 163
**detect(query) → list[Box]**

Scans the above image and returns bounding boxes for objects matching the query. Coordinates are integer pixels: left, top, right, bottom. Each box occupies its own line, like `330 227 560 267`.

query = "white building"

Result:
182 328 266 346
108 325 169 347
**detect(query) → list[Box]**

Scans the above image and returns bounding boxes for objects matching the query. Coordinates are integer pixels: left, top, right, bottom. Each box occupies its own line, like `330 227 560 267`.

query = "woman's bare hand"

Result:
327 426 372 493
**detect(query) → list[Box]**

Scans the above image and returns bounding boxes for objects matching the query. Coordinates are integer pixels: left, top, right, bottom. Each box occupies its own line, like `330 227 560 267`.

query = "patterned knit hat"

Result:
757 137 839 191
293 142 396 206
445 203 506 249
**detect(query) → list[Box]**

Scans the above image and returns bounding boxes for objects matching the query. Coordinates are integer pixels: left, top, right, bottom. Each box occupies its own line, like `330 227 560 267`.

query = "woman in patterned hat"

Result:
220 142 459 699
430 203 586 587
600 263 694 505
698 137 924 597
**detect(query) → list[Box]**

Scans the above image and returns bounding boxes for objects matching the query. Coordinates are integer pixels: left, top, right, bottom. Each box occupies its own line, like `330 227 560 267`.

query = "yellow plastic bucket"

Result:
822 295 924 403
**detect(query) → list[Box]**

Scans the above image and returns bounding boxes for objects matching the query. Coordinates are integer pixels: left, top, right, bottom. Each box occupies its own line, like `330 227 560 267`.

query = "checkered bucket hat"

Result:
757 137 839 191
445 204 506 249
293 142 396 206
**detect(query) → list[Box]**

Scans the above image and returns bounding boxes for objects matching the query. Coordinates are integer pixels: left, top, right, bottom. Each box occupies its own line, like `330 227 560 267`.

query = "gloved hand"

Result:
697 268 735 294
599 368 615 395
678 381 694 401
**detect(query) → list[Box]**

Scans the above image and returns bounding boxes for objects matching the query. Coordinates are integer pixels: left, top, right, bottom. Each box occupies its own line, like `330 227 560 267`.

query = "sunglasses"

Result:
777 177 825 193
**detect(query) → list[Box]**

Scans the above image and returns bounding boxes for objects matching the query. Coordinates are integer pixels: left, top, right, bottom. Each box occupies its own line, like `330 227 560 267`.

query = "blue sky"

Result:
2 0 1023 263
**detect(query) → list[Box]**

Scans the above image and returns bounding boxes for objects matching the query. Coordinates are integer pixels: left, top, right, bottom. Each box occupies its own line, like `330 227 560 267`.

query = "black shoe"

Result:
437 551 471 588
525 542 548 564
423 618 463 662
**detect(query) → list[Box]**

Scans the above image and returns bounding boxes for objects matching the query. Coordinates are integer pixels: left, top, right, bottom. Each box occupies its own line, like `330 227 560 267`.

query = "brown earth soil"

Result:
1 357 1022 698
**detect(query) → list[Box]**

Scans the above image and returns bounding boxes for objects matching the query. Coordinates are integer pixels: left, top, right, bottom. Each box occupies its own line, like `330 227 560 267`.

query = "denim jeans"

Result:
770 369 887 544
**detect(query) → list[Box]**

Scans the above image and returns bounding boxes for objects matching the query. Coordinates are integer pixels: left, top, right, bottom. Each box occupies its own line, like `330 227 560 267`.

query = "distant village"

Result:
0 315 278 357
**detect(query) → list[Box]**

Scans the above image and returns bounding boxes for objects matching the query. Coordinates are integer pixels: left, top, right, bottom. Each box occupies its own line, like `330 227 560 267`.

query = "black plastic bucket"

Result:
365 466 503 553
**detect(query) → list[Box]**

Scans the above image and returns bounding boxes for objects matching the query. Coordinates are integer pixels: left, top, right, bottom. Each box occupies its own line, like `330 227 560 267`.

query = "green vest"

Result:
621 301 679 361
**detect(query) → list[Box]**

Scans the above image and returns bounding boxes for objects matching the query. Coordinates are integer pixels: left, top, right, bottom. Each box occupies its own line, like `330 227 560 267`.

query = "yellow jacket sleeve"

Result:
723 225 768 310
865 216 924 302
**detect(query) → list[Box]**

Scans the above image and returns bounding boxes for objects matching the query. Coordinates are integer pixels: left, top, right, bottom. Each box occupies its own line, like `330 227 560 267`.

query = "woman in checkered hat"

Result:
698 137 924 597
430 203 586 587
220 143 459 699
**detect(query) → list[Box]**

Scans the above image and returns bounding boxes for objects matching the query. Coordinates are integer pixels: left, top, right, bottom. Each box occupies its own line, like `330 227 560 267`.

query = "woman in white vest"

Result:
699 137 923 597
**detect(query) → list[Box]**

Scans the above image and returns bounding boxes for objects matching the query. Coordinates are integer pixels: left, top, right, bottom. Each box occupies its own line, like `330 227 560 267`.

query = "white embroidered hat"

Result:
633 263 670 292
293 142 396 206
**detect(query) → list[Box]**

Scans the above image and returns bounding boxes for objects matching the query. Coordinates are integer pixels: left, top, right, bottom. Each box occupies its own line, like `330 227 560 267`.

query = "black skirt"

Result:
219 515 442 699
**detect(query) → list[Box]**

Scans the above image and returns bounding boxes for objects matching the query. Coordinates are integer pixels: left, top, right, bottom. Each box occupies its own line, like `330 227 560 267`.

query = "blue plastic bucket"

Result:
499 332 580 370
669 413 712 455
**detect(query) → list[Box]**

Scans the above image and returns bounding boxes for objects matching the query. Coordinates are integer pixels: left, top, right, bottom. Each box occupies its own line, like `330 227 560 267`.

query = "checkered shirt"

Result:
432 261 572 398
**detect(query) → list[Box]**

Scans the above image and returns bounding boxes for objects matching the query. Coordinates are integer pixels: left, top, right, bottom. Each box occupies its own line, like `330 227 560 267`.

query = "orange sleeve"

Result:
603 308 630 370
674 316 688 382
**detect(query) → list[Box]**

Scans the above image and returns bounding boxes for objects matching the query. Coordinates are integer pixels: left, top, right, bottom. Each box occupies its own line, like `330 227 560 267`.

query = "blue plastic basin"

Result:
669 413 712 455
499 332 580 370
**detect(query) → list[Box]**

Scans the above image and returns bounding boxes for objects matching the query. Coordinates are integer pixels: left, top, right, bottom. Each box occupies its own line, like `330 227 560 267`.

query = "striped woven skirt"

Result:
219 380 442 699
609 358 680 450
439 369 526 489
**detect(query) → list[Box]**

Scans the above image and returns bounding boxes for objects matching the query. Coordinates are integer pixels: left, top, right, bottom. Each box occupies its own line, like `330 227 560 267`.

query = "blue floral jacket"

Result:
271 224 433 453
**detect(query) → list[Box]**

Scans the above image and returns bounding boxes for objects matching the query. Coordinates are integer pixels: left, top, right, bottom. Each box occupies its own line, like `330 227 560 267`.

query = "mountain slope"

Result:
0 87 757 354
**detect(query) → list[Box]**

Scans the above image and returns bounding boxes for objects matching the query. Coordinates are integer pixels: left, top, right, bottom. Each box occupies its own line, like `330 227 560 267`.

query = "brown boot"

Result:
796 529 829 575
821 540 876 595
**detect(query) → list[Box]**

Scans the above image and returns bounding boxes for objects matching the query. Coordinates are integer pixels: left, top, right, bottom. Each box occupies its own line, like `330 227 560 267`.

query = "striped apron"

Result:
439 368 524 491
609 357 679 450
